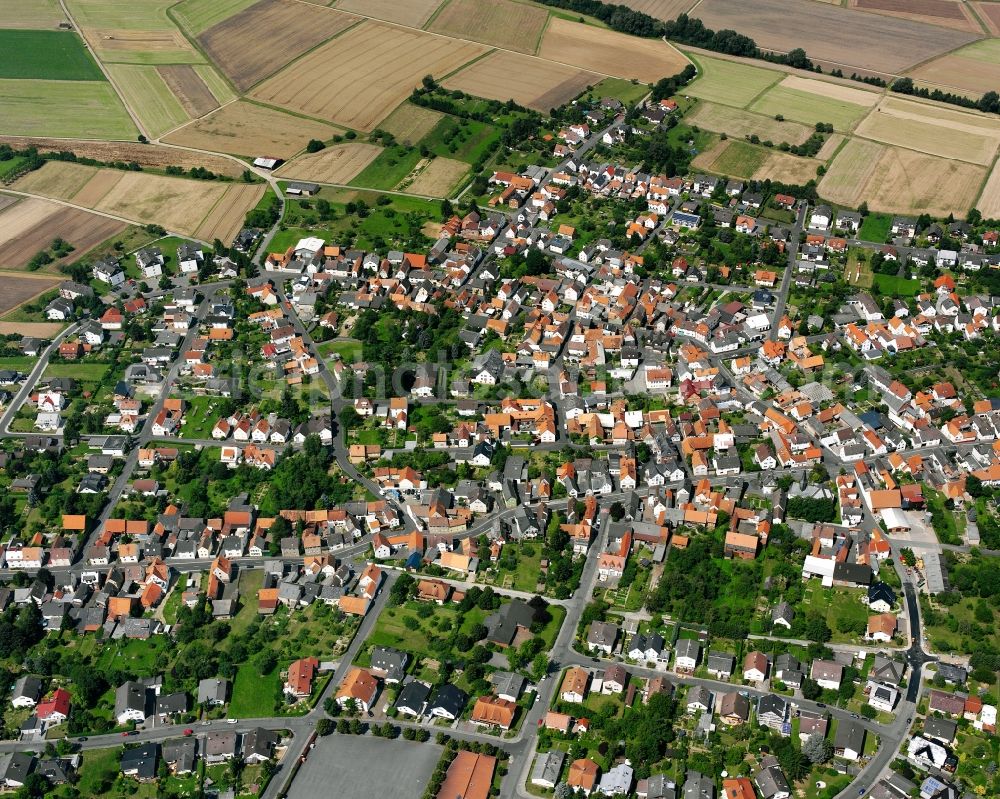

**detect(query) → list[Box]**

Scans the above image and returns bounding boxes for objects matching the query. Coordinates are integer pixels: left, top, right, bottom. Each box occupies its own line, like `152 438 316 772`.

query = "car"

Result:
202 721 211 726
183 729 193 736
851 713 860 719
227 718 238 724
77 737 88 742
907 716 913 723
816 703 826 708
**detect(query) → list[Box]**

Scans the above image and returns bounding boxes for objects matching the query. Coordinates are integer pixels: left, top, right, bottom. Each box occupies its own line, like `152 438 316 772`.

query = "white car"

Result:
227 718 238 725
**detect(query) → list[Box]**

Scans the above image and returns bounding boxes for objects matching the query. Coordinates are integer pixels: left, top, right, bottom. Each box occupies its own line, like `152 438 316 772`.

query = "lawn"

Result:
43 361 109 382
858 212 892 243
70 747 122 799
0 30 105 80
230 661 281 718
0 79 138 139
178 395 223 439
798 584 870 643
872 273 920 297
423 116 499 164
367 601 488 662
0 356 37 372
585 77 650 106
0 156 29 181
318 338 362 362
480 543 544 593
350 145 424 191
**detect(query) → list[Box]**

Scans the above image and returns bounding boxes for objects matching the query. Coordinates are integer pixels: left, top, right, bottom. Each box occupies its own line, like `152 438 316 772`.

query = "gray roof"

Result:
531 750 564 785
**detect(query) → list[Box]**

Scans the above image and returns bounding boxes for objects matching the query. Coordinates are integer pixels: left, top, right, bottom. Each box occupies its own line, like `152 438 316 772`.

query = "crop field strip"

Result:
975 160 1000 218
748 76 877 132
171 0 258 36
197 0 361 93
849 0 980 33
683 54 783 108
105 64 190 138
0 0 67 29
689 0 978 77
907 39 1000 97
973 1 1000 35
334 0 442 28
249 21 487 131
428 0 549 54
275 144 385 185
67 0 204 64
608 0 699 20
157 65 220 118
0 273 63 317
378 103 445 145
0 29 105 80
684 103 815 146
162 100 342 160
442 49 600 112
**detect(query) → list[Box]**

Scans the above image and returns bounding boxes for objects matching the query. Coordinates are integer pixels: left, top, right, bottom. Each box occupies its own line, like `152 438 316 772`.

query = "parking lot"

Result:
287 735 442 799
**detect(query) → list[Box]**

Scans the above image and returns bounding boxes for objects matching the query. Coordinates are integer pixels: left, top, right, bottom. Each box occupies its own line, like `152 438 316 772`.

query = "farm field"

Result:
250 21 486 131
0 79 137 139
404 157 469 196
378 103 444 145
0 29 104 80
275 144 384 184
748 76 877 131
707 140 768 178
442 49 598 112
685 102 814 145
690 0 977 76
66 0 203 64
0 0 66 28
684 54 781 108
538 17 689 81
0 201 125 270
696 138 822 185
171 0 257 35
974 1 1000 35
429 0 549 53
13 162 264 240
854 97 1000 165
610 0 697 19
198 0 359 92
163 100 340 159
0 136 245 177
755 149 824 184
0 274 61 316
975 162 1000 219
823 142 985 216
818 138 886 207
105 64 189 138
908 39 1000 97
849 0 978 32
157 65 220 118
816 132 845 160
334 0 441 27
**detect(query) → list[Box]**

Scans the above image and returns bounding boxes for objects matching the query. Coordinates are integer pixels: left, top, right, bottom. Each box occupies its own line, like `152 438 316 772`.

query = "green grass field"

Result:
750 84 870 131
230 662 280 718
584 77 650 106
424 117 499 164
711 140 768 178
106 64 188 138
318 338 362 362
0 79 138 138
350 145 424 191
873 273 920 296
0 29 104 80
172 0 257 34
684 53 782 108
858 212 892 243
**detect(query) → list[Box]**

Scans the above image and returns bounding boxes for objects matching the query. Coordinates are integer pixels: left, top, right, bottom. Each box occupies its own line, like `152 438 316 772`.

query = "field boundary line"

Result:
534 5 552 56
972 150 1000 209
437 48 497 83
740 72 787 110
960 0 990 36
243 17 365 94
422 0 452 31
904 35 989 74
824 134 850 164
157 96 242 141
165 1 240 97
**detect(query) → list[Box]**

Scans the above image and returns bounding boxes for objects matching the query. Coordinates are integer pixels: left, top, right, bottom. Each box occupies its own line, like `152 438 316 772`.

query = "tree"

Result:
316 718 334 736
803 732 832 764
306 139 326 153
800 678 822 700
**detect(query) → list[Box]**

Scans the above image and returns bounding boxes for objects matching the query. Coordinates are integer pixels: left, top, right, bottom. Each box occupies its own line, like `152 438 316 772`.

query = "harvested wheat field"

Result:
200 0 359 91
686 103 814 145
860 146 985 216
691 0 976 76
756 151 824 184
194 183 265 242
164 101 340 159
334 0 441 27
748 75 877 131
0 136 245 177
976 162 1000 218
251 21 486 131
0 274 62 316
819 138 886 207
429 0 548 53
0 322 63 336
405 157 469 196
276 144 383 184
0 204 124 270
539 18 688 81
85 28 202 64
71 170 125 207
0 0 67 28
443 50 598 112
0 199 60 252
611 0 698 20
908 39 1000 97
14 162 96 201
974 1 1000 35
850 0 978 32
378 103 443 145
855 97 1000 165
816 133 845 161
157 65 219 117
91 172 231 236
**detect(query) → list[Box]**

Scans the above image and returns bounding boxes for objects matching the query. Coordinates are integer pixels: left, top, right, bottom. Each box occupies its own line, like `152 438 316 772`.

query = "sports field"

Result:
686 102 813 145
163 101 340 159
275 144 384 185
0 79 138 139
334 0 441 27
429 0 548 54
378 103 444 146
199 0 359 92
442 49 598 112
106 64 189 137
538 18 689 81
854 97 1000 165
0 29 104 80
749 76 876 131
685 55 781 108
0 0 67 28
250 21 486 131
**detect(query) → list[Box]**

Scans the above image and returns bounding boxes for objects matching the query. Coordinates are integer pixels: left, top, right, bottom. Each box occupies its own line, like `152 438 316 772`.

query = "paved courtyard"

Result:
287 735 442 799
